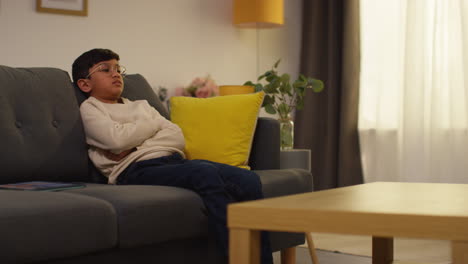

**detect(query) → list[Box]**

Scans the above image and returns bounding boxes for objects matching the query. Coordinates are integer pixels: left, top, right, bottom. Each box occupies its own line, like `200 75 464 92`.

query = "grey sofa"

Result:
0 65 313 264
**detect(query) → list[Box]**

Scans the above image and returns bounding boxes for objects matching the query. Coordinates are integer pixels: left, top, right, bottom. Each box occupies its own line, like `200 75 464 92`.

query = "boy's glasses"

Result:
86 63 126 79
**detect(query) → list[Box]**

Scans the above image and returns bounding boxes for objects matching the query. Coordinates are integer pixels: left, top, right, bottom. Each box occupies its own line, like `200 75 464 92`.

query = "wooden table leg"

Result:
372 236 393 264
281 247 296 264
229 228 261 264
305 233 320 264
452 241 468 264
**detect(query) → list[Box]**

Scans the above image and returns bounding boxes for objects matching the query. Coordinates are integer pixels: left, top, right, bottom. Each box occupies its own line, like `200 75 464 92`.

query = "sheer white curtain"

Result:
359 0 468 183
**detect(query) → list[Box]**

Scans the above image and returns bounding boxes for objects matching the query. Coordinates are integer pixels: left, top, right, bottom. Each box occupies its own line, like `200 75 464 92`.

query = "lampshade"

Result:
219 85 255 96
233 0 284 28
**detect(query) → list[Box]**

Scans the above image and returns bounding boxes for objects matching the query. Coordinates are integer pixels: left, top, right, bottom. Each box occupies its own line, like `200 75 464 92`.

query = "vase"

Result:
279 114 294 150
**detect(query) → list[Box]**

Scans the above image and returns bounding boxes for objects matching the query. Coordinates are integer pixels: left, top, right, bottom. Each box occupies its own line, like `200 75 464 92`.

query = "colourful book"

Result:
0 181 86 191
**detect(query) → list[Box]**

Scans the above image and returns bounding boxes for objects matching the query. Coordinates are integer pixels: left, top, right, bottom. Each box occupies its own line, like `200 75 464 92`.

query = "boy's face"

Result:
77 59 124 103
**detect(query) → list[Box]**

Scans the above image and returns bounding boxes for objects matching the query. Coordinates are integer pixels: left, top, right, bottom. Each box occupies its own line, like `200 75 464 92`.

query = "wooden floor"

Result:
273 247 371 264
308 233 450 262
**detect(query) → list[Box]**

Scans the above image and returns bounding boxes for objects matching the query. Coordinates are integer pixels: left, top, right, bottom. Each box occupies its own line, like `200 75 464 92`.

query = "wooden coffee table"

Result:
228 182 468 264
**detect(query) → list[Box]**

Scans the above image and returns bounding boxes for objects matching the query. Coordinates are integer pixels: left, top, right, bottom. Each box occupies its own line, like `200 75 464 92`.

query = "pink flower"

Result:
204 79 219 96
195 85 212 98
190 77 205 88
177 75 219 98
175 87 185 96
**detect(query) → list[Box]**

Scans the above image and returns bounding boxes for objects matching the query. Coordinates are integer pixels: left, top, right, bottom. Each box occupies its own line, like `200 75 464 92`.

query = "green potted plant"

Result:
244 60 324 150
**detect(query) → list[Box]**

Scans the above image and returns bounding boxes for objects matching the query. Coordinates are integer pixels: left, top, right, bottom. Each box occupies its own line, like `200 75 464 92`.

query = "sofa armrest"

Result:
255 168 313 197
249 117 280 170
254 168 313 251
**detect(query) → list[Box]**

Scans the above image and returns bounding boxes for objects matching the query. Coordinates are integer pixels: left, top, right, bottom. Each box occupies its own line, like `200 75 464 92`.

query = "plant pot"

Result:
279 114 294 150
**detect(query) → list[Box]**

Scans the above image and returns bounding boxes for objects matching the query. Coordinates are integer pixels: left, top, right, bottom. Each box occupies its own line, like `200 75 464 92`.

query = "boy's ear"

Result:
77 79 92 93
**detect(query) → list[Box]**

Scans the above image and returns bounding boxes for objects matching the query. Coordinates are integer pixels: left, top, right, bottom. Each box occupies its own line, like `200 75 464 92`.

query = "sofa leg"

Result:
280 247 296 264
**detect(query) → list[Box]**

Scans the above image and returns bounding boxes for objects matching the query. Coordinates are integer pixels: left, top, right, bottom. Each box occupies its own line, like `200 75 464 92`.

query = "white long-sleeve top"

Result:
79 96 185 184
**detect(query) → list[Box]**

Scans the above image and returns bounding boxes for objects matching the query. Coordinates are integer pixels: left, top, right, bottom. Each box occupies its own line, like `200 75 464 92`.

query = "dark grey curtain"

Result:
295 0 363 190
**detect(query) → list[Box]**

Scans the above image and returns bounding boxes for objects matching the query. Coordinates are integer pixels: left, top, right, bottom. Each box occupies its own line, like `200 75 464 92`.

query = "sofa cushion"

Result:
65 169 312 251
66 184 208 248
0 190 117 263
0 66 89 183
170 92 265 169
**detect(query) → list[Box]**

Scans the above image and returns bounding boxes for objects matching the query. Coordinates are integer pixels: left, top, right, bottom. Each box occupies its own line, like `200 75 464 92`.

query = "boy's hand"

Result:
100 148 136 161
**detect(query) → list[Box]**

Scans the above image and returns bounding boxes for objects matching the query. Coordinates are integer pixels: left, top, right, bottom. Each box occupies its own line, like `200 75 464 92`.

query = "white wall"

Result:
0 0 302 103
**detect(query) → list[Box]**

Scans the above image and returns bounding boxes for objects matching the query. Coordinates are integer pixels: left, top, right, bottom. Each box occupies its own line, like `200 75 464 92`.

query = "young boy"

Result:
72 48 273 264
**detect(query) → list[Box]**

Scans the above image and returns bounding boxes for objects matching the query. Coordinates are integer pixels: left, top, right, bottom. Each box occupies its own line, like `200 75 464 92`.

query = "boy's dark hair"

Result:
72 48 120 85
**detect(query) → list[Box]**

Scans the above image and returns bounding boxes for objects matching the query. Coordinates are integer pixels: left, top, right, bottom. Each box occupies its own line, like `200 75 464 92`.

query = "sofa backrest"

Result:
0 64 274 185
0 66 90 184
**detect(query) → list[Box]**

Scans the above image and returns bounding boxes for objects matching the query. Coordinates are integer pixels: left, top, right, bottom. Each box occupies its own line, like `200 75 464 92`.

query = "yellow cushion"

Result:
170 92 265 169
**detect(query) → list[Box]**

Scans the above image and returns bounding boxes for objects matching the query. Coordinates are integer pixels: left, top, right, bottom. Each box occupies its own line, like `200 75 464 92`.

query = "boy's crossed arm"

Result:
80 103 160 154
80 99 185 162
98 148 137 161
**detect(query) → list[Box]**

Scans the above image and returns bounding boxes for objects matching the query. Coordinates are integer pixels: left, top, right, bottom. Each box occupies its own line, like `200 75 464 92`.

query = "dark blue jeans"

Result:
117 153 273 264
